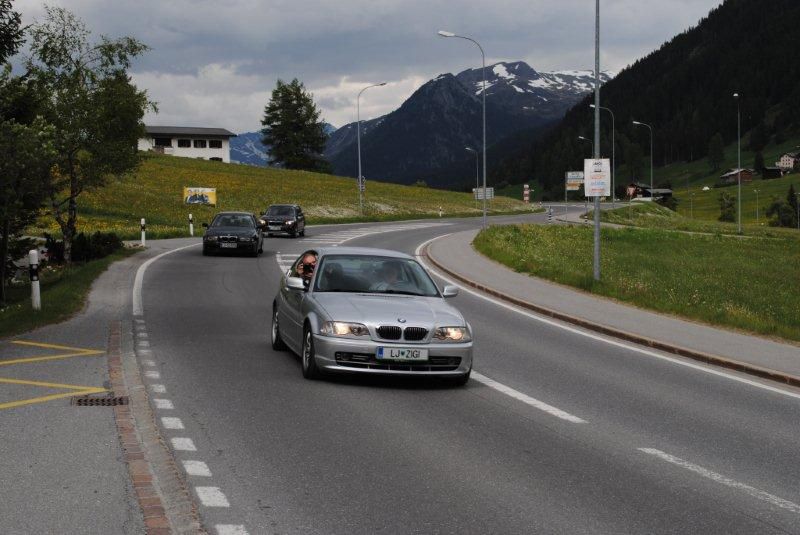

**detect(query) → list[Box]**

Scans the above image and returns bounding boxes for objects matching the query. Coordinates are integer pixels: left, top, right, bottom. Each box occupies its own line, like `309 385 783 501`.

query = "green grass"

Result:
597 201 800 239
473 224 800 342
0 249 137 339
29 154 536 240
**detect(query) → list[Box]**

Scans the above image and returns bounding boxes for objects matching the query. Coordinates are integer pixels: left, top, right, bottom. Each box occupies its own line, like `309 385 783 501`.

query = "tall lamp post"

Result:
357 82 387 215
465 147 479 209
734 93 742 233
439 30 487 229
591 104 615 207
632 120 654 200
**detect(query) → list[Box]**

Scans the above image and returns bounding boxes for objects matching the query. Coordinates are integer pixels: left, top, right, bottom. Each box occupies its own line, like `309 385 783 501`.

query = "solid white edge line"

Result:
195 486 230 507
415 236 800 401
472 372 586 423
133 242 201 316
639 448 800 513
182 460 212 477
215 524 249 535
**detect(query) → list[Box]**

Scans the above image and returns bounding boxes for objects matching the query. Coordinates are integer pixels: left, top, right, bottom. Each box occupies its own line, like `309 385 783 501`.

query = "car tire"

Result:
271 306 287 351
452 368 471 387
299 229 305 237
301 326 322 380
202 247 209 256
290 230 297 239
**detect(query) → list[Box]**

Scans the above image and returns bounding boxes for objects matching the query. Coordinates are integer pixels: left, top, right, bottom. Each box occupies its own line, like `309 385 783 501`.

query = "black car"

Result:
259 204 305 238
202 212 264 257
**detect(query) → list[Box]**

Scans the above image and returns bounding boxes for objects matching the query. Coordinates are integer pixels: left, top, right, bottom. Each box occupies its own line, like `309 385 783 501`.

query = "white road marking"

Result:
195 486 230 507
416 237 800 401
150 384 166 394
171 437 197 451
134 318 145 325
142 360 156 367
133 243 201 316
216 525 249 535
472 372 587 423
137 349 152 356
144 370 160 379
153 398 174 410
136 340 150 348
161 416 184 429
639 448 800 514
136 332 148 338
182 460 212 477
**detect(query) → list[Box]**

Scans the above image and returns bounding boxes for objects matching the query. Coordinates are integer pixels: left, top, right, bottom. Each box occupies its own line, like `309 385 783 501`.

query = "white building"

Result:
776 152 799 171
137 126 236 163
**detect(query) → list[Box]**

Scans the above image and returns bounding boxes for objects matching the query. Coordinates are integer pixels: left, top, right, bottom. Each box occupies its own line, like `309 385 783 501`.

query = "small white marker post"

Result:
438 206 443 218
29 249 41 311
189 213 194 237
140 218 146 247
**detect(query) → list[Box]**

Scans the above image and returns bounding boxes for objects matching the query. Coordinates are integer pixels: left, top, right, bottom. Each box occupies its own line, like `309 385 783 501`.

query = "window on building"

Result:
193 139 207 148
209 139 222 149
154 137 172 147
177 139 191 148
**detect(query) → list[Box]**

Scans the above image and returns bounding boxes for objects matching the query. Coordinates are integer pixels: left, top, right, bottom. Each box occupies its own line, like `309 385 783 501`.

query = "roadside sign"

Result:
183 187 217 206
473 187 495 200
583 159 611 197
565 171 584 191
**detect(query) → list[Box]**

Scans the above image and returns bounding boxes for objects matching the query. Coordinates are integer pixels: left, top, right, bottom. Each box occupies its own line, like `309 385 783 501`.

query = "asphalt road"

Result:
138 211 800 535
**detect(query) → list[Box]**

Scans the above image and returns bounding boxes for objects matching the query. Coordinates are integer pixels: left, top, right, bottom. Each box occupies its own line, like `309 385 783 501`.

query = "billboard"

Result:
183 187 217 206
583 159 611 197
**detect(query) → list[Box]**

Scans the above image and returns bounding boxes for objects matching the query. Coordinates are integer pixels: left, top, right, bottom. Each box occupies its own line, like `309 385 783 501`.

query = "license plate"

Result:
376 347 429 361
269 225 282 230
220 242 237 248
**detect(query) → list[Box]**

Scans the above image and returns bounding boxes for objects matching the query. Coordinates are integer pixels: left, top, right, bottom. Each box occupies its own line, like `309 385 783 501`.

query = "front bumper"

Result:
204 240 257 253
263 221 297 234
313 334 473 376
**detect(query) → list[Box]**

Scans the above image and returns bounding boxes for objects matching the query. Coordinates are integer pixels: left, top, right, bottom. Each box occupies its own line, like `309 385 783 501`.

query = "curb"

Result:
423 240 800 390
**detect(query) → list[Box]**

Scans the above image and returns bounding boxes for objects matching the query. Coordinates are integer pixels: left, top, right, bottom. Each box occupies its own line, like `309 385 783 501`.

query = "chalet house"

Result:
137 126 236 163
719 168 754 184
626 182 673 200
776 152 799 172
762 166 786 180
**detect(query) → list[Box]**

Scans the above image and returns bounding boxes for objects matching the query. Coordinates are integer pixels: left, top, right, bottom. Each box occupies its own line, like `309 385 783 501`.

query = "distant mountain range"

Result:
325 62 612 187
230 123 336 167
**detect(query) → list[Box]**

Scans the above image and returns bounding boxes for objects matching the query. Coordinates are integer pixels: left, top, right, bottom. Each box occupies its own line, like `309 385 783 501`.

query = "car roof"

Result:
267 204 298 208
214 211 254 216
315 247 414 260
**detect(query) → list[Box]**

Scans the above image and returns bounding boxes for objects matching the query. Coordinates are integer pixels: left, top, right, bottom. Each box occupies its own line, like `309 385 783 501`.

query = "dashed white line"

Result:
149 384 166 393
195 486 230 507
136 332 148 339
171 437 197 451
136 340 150 348
182 460 212 477
142 359 156 367
216 525 249 535
153 399 174 410
639 448 800 514
472 372 587 423
161 416 184 429
144 370 160 379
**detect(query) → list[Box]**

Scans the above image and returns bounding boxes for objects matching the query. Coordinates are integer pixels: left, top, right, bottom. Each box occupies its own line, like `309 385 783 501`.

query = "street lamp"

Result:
632 120 654 200
753 188 760 224
357 82 387 215
577 135 594 156
439 30 487 229
591 104 615 207
465 147 479 209
734 93 742 234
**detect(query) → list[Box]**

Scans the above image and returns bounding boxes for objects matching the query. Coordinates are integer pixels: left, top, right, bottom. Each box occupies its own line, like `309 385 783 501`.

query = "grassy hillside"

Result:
31 154 534 239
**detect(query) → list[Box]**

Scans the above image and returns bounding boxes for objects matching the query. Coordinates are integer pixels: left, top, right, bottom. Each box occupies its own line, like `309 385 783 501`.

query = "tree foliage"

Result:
0 0 22 63
718 191 736 222
260 78 330 173
25 6 153 262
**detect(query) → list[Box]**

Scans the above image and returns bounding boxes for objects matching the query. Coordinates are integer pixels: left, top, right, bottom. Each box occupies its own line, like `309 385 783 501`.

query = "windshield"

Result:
266 206 295 217
210 214 255 228
314 255 440 297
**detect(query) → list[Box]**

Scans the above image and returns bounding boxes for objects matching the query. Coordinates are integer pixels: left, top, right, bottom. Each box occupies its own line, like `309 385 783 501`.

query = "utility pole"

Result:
592 0 601 281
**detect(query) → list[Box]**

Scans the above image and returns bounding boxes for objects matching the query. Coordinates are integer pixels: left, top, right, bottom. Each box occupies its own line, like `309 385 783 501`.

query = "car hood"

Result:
264 215 295 221
313 293 465 327
205 227 257 236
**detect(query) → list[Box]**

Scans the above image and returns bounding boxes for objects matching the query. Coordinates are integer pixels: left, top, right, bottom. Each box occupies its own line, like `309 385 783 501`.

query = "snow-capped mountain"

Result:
230 123 337 167
324 61 613 186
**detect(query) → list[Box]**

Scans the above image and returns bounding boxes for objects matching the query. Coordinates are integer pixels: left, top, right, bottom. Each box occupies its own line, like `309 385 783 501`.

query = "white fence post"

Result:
29 249 41 311
189 213 194 237
140 218 146 247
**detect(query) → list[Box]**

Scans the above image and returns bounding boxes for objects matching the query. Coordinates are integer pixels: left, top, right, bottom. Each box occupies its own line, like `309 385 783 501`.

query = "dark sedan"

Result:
202 212 264 256
259 204 305 238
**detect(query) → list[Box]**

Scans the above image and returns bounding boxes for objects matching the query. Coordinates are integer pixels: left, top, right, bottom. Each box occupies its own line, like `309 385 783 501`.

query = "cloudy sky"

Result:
16 0 722 133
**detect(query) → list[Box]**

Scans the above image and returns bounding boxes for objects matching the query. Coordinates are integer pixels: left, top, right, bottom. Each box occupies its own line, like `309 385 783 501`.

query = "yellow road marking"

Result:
0 352 103 367
11 340 104 354
0 388 107 411
0 377 106 391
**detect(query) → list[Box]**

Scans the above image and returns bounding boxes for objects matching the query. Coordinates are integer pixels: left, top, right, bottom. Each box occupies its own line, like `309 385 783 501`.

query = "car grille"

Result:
403 327 428 341
377 326 402 340
219 235 238 243
335 352 461 372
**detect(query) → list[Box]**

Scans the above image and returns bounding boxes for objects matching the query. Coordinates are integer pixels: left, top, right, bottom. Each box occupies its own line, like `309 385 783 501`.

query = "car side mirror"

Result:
201 223 209 228
442 285 459 298
286 277 306 291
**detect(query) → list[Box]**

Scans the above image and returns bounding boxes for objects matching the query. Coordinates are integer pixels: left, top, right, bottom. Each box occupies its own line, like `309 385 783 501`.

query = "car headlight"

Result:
286 220 295 226
320 321 370 337
434 326 471 342
205 235 218 242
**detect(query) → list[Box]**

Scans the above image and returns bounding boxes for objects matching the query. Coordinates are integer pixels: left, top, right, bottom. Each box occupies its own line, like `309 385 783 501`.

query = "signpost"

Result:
473 187 494 200
565 171 584 214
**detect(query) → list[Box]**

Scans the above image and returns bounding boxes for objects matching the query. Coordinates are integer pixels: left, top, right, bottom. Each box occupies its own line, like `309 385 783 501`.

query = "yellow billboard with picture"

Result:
183 187 217 206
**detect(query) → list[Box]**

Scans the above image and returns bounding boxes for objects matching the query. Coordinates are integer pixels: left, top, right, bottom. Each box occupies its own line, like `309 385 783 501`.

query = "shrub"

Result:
718 192 736 222
45 231 122 263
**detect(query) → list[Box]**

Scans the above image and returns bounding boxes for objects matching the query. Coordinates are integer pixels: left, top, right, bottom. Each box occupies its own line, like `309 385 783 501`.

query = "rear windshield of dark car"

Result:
267 206 295 217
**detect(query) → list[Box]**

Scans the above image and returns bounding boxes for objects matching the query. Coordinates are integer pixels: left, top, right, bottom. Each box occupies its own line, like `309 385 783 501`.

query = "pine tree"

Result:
260 79 330 173
707 133 725 171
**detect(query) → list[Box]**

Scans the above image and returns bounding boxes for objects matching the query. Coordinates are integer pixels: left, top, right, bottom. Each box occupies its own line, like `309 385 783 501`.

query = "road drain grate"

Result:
72 395 129 407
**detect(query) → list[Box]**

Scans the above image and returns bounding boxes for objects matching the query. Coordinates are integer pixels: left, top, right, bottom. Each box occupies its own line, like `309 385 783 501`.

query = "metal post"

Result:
140 218 146 247
735 93 742 234
592 104 615 207
466 147 479 209
356 82 386 216
29 249 40 311
189 213 194 237
591 0 601 281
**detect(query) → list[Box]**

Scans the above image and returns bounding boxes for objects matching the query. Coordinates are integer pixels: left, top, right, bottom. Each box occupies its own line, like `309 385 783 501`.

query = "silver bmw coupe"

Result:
271 247 473 385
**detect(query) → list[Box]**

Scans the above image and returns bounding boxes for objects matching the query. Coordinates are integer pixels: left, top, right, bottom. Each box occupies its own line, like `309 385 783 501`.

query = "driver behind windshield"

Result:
370 261 411 292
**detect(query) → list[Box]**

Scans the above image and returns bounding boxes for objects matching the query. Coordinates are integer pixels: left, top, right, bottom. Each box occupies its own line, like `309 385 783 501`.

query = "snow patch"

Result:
492 63 515 80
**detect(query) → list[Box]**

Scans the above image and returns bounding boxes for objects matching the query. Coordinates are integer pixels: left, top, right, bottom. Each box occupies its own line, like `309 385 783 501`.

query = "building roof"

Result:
144 126 236 137
720 168 754 178
781 152 799 158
